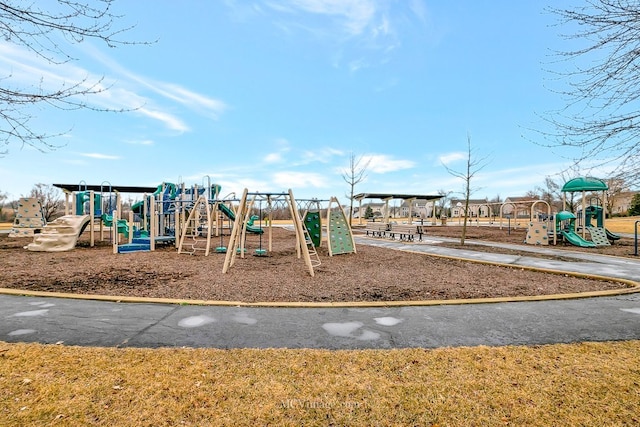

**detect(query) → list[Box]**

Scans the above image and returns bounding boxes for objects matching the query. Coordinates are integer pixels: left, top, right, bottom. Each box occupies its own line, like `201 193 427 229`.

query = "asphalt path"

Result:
1 236 640 349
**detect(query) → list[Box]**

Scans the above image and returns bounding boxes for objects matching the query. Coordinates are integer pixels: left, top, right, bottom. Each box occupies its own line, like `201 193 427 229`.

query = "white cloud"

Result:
284 0 377 35
142 82 228 119
408 0 428 24
272 171 330 188
363 154 415 173
298 146 344 164
82 44 228 118
265 152 283 163
348 58 368 73
0 42 221 133
138 108 190 133
439 152 466 165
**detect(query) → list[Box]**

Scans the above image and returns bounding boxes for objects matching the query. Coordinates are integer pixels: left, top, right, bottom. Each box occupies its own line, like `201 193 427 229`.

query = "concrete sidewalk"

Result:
2 293 640 349
354 236 640 282
1 236 640 349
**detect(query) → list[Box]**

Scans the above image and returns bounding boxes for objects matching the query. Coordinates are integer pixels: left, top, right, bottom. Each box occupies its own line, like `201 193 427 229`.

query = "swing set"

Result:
175 183 356 277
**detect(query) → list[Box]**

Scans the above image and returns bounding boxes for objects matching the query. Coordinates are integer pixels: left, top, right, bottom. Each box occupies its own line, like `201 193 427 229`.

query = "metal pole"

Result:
634 220 640 256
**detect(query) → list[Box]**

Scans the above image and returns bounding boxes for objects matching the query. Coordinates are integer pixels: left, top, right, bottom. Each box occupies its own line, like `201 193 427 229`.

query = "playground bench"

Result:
389 224 417 242
364 222 389 238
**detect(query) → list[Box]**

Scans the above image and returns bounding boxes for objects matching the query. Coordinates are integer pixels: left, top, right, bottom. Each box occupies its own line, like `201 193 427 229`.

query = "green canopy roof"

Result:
561 177 608 192
556 210 576 221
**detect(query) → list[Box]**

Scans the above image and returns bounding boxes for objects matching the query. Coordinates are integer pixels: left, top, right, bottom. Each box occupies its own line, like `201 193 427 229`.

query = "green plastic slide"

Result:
101 214 133 239
217 204 263 234
561 230 596 248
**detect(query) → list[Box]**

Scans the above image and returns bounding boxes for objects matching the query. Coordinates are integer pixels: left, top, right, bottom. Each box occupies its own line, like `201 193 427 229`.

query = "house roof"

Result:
450 198 489 205
354 193 442 201
504 196 539 202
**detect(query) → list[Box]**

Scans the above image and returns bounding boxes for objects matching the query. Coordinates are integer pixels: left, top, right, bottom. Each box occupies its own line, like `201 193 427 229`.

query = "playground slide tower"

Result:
26 215 91 252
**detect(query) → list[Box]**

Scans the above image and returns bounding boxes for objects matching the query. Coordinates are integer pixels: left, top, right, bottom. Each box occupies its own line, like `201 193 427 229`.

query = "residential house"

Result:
609 191 639 215
502 196 543 218
449 198 490 218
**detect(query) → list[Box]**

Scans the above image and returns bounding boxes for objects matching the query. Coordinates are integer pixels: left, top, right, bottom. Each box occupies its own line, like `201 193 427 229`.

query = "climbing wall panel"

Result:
303 211 322 247
328 211 355 256
587 227 610 246
9 198 46 237
525 222 549 246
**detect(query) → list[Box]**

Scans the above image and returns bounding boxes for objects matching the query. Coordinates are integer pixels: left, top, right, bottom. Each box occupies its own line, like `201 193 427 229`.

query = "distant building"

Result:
609 191 639 215
449 198 490 218
502 196 542 218
398 199 438 218
353 202 385 219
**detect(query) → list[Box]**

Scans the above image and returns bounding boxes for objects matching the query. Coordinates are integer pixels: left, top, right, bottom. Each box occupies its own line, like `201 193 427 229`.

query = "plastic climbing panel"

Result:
9 197 46 237
525 222 549 246
587 226 610 246
304 211 322 247
328 211 355 255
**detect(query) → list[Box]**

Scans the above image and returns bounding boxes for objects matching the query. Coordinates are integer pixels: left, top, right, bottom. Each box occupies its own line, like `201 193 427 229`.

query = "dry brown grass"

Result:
1 340 639 426
607 216 640 234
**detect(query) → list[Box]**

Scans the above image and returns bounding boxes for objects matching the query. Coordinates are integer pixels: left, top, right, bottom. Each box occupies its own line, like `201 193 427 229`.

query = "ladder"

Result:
302 223 321 267
177 195 212 256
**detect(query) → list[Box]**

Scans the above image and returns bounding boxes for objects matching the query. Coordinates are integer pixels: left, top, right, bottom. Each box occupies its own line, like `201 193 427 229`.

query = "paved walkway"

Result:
2 236 640 349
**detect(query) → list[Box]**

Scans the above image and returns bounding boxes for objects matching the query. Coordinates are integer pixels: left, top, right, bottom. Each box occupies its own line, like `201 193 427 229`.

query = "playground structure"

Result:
523 177 622 248
18 179 356 272
27 182 153 252
222 189 318 276
557 177 620 247
213 189 355 277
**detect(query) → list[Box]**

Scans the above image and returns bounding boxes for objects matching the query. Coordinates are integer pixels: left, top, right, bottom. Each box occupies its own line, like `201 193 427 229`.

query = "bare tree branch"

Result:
539 0 640 186
443 134 490 245
341 152 371 226
0 0 150 155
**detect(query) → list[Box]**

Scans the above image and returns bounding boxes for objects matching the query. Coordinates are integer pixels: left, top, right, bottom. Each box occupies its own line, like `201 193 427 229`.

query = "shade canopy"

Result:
53 183 158 193
561 177 608 192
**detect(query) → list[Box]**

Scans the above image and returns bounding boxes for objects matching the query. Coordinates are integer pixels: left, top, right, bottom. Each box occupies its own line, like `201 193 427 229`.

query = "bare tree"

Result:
604 177 629 217
443 134 490 245
542 1 640 186
488 194 502 220
0 0 145 154
436 189 451 218
0 189 7 221
535 176 561 210
28 183 62 221
341 152 370 226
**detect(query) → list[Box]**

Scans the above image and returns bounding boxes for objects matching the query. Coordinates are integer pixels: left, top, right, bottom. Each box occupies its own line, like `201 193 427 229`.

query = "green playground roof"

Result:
561 177 608 192
556 210 576 220
353 193 442 201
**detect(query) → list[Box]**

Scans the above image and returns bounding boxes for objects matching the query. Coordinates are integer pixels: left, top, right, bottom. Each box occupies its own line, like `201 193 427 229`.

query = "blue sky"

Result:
1 0 596 203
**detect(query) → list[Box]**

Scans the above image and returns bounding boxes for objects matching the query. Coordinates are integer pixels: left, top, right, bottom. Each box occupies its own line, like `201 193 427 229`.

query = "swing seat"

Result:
254 248 268 256
215 246 227 253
